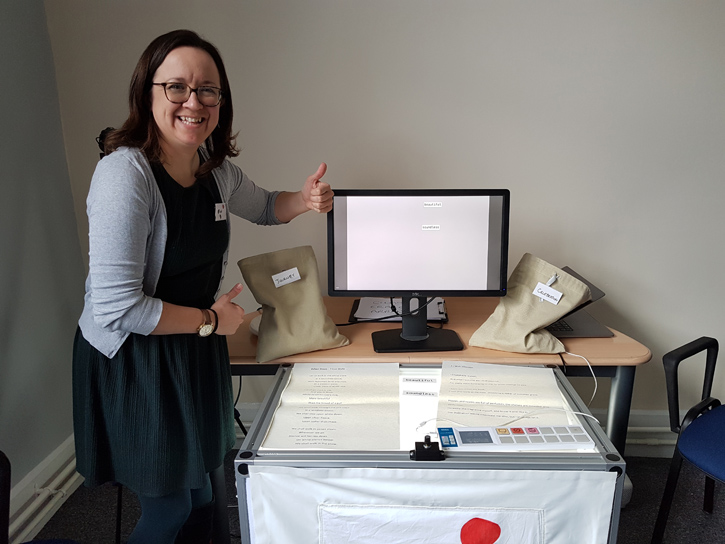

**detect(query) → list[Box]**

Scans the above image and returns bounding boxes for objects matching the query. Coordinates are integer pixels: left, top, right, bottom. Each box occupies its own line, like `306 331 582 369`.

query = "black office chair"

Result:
651 336 724 543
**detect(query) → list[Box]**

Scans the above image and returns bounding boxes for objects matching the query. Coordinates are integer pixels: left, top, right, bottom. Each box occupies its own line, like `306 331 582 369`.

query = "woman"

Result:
73 29 332 543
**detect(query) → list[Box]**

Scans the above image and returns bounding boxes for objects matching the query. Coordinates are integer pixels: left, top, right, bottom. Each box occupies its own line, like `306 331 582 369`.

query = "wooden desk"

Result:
227 297 651 453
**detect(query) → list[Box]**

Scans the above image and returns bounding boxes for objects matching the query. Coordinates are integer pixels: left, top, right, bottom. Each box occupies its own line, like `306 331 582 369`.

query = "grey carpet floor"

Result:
31 453 725 543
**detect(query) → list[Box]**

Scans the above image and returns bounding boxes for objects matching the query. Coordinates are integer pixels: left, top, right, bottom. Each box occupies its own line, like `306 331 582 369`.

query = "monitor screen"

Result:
327 189 510 352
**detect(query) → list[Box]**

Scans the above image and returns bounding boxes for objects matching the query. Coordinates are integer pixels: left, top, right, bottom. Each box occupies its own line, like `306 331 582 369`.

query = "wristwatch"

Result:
197 309 214 337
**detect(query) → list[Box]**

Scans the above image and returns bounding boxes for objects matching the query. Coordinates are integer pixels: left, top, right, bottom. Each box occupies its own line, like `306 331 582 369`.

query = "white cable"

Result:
499 408 600 427
564 351 597 406
416 417 466 431
418 408 599 431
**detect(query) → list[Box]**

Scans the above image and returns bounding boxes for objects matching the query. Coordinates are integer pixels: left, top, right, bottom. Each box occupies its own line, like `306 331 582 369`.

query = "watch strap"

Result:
209 308 219 334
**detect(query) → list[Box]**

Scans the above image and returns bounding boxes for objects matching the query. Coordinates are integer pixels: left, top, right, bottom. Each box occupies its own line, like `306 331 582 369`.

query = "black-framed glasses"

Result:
152 82 223 107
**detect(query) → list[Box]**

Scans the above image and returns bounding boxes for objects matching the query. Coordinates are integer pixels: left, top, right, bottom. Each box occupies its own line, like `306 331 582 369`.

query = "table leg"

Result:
607 365 636 455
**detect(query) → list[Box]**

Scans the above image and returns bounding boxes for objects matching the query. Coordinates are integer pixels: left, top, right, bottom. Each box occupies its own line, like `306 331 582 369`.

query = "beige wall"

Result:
45 1 725 412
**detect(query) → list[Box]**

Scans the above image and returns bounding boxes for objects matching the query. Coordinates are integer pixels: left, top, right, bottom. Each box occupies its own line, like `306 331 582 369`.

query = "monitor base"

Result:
372 328 464 353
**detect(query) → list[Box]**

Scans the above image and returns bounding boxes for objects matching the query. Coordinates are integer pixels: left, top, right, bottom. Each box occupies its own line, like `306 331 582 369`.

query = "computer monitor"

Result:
327 189 510 353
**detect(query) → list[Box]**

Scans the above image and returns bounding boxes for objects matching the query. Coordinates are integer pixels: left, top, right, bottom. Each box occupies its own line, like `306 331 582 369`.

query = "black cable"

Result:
235 376 243 406
558 352 567 369
336 315 406 327
335 297 438 327
388 296 436 317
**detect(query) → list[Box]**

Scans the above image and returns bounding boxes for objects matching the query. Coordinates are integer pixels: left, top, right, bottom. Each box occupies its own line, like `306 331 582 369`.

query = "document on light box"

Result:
260 363 401 450
437 361 575 428
399 367 442 449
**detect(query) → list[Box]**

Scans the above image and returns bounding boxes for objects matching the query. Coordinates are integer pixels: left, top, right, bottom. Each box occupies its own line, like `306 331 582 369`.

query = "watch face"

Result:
199 324 214 337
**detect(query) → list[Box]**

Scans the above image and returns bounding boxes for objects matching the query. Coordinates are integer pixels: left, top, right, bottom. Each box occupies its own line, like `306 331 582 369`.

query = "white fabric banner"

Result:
247 465 617 544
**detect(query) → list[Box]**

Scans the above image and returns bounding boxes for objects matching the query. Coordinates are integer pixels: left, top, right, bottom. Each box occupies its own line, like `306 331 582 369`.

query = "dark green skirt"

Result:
72 328 235 497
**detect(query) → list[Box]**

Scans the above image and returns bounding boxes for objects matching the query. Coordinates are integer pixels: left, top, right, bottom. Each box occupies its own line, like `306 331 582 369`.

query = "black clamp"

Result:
410 435 445 461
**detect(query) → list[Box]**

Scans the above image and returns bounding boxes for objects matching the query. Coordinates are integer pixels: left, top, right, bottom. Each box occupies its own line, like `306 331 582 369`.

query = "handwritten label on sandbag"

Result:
533 282 562 305
272 267 301 288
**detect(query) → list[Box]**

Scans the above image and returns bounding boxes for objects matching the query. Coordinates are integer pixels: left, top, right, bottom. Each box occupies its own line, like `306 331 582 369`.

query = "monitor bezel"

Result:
326 188 510 299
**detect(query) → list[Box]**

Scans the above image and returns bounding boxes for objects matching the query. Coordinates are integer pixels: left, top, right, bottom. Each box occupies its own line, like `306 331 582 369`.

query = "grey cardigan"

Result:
78 146 281 358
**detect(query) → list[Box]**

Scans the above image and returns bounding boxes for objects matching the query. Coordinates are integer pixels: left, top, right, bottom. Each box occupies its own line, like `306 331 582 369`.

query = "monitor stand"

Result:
371 296 464 353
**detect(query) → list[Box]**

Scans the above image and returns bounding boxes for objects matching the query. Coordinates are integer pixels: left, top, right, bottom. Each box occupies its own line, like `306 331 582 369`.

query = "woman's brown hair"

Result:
103 29 238 178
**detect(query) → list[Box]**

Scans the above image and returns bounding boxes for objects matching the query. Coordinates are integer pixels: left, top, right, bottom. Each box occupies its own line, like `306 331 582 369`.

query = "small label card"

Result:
533 282 563 305
272 267 301 288
214 203 226 221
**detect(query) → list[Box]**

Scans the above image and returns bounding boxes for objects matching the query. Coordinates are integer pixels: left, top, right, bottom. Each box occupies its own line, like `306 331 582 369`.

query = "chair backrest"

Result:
663 336 719 433
96 127 115 159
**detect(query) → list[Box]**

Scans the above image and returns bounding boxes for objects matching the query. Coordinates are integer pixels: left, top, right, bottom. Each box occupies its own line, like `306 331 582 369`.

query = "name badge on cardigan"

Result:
215 203 226 221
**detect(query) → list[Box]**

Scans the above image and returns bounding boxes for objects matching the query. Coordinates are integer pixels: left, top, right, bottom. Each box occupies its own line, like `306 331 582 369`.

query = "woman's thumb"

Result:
224 283 244 301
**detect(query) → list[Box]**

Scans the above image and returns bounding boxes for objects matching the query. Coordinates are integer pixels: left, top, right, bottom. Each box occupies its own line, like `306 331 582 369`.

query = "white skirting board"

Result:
8 434 83 544
590 409 677 458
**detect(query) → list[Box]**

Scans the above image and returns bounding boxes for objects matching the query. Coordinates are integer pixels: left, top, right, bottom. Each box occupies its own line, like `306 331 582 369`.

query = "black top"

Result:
151 162 228 307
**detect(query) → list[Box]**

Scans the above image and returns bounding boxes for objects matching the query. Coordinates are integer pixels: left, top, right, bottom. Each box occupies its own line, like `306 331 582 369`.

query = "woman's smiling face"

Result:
151 46 221 157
